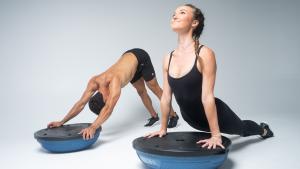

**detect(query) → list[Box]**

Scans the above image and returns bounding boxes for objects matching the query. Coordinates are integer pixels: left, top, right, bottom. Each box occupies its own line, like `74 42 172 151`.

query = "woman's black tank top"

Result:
167 45 209 126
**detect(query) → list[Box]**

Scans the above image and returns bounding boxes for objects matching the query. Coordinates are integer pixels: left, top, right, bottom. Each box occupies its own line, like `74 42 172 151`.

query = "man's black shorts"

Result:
123 48 156 83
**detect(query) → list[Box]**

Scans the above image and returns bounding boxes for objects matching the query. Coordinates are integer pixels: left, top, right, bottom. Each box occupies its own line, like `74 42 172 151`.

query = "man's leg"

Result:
146 78 179 128
132 78 158 117
145 78 177 117
132 78 159 126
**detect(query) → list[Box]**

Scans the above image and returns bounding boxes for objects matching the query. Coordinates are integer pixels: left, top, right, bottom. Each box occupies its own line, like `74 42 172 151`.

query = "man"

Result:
47 48 179 140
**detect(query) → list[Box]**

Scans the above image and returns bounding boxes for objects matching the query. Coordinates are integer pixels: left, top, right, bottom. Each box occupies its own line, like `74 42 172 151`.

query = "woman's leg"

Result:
186 98 265 137
215 98 264 136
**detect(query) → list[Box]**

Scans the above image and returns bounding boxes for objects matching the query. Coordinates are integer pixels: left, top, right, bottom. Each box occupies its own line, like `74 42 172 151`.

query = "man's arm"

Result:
90 77 121 129
48 77 98 128
80 77 121 140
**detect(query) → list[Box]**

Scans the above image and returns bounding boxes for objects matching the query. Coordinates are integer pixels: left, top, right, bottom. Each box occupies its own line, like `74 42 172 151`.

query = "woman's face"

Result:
171 6 196 33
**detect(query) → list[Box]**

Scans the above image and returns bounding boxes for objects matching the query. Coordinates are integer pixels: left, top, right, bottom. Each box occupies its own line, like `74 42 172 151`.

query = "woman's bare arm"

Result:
199 47 221 137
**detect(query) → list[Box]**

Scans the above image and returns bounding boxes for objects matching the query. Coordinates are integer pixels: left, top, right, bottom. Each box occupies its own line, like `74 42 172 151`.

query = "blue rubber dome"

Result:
34 123 101 153
133 132 231 169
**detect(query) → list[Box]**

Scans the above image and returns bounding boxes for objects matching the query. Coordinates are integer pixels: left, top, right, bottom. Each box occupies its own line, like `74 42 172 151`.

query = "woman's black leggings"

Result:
183 98 264 137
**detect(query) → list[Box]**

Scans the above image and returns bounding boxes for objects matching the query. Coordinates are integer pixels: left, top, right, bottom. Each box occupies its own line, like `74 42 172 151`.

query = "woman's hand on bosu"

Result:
197 135 225 149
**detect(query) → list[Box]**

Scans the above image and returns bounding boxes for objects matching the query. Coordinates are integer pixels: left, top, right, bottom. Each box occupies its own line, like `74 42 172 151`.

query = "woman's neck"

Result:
177 33 195 52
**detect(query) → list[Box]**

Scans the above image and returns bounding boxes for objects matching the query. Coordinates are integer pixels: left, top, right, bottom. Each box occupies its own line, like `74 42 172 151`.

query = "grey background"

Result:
0 0 299 168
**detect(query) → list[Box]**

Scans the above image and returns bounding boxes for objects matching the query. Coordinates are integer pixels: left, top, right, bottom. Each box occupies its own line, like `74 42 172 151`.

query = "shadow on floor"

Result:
230 137 263 152
99 106 149 140
136 158 235 169
219 158 235 169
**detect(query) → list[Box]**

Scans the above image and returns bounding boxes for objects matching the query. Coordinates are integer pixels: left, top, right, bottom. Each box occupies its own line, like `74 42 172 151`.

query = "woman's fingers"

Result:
201 142 209 148
196 139 207 144
213 143 217 149
197 140 224 149
218 143 225 149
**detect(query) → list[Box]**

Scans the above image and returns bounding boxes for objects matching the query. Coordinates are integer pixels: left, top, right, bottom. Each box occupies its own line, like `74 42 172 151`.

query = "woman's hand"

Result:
144 129 167 138
79 126 97 140
197 135 225 149
47 121 63 128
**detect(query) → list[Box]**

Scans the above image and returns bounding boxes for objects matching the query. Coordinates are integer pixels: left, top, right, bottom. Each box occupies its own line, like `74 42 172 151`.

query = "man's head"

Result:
88 92 105 115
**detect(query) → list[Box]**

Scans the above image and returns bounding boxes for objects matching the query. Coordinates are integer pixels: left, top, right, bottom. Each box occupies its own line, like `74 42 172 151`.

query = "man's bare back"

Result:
93 53 138 101
96 52 138 87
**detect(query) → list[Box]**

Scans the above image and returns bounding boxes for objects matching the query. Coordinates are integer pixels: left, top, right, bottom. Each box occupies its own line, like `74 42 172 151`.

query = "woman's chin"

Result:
171 27 188 35
171 27 182 33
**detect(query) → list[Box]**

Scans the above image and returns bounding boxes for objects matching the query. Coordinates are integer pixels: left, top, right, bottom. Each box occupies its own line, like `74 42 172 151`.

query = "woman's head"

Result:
171 4 205 40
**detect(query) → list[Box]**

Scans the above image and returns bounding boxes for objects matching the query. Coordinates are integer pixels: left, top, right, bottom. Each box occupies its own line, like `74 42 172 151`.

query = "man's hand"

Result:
79 126 97 140
47 121 63 128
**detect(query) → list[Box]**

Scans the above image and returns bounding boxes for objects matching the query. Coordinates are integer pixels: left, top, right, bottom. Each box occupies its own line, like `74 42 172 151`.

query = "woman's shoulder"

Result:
199 45 216 61
200 45 214 56
162 51 174 69
163 50 175 61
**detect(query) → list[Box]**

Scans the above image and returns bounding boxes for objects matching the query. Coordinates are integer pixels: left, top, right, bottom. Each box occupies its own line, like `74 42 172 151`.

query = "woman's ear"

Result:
192 20 199 29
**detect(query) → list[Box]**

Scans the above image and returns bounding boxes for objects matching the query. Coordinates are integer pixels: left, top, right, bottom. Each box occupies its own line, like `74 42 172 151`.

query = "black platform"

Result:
34 123 102 141
133 132 231 156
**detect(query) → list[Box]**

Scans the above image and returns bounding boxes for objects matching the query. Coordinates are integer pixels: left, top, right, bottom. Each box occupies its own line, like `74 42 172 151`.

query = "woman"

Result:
146 4 273 149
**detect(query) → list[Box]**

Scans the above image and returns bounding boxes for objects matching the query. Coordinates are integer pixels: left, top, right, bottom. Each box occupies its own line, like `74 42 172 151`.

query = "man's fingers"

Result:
83 131 87 140
144 133 151 137
144 131 166 139
47 123 53 128
79 129 84 134
148 133 156 138
85 132 89 140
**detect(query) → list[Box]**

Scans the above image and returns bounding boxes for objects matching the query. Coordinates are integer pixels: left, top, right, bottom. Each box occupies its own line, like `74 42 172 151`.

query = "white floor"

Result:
1 105 299 169
1 1 299 168
1 75 299 169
